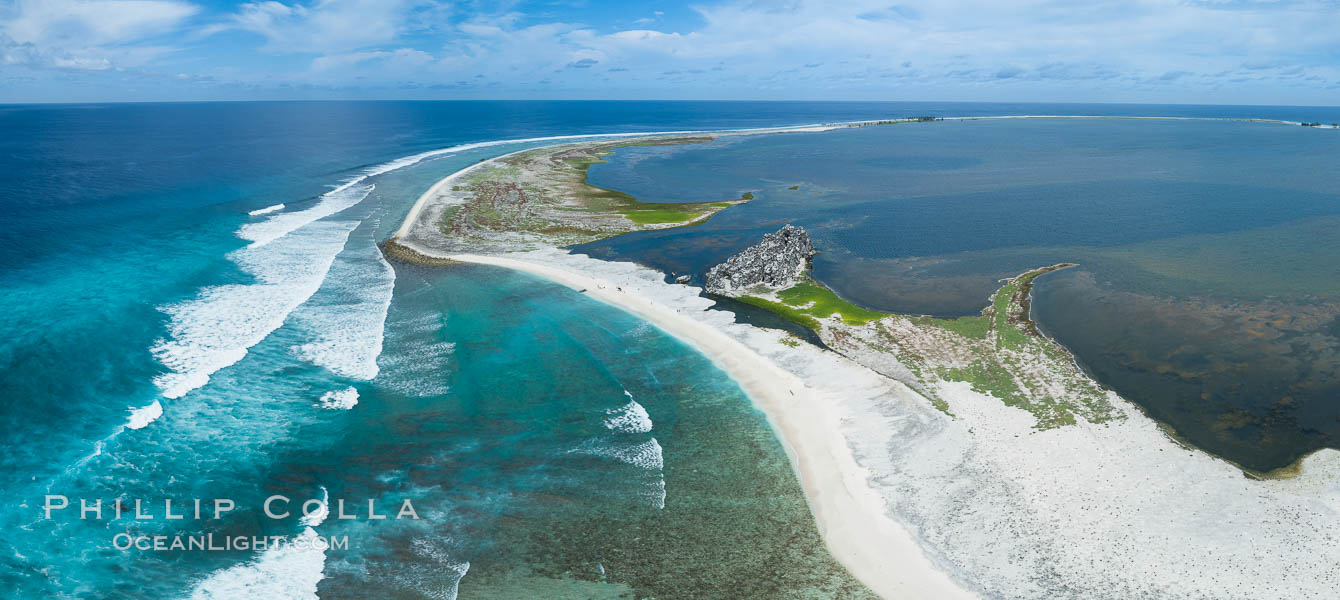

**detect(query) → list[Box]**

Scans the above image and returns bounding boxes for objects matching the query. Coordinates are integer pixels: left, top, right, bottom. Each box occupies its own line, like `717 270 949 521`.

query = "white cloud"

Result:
0 0 198 69
3 0 199 46
7 0 1340 102
310 47 432 71
547 0 1340 97
213 0 445 54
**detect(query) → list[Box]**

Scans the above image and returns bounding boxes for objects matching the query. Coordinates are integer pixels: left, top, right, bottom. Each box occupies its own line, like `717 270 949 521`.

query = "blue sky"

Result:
2 0 1339 104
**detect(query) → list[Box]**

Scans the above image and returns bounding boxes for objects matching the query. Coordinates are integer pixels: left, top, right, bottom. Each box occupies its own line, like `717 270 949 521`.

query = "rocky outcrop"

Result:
705 225 816 294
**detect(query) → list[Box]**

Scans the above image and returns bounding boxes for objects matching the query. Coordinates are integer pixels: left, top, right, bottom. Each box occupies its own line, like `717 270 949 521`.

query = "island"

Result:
387 124 1340 600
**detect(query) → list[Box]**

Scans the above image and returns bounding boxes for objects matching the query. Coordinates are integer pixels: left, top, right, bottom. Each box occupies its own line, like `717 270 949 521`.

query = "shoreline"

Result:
405 247 979 600
392 113 1332 245
392 122 854 241
392 243 1340 599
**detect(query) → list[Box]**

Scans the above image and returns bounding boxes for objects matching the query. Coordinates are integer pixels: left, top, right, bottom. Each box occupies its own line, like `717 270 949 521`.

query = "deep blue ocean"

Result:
3 101 1339 598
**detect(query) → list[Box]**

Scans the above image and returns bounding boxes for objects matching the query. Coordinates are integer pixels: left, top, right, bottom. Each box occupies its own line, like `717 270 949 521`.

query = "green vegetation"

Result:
938 361 1025 408
434 136 1120 433
566 143 751 228
738 276 889 332
439 137 749 246
736 295 823 331
916 315 991 339
907 264 1116 428
773 276 890 325
735 263 1117 429
991 277 1030 349
619 206 710 224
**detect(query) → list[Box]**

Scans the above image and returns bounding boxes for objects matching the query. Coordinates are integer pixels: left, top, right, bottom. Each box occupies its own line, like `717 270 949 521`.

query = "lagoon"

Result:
578 117 1340 472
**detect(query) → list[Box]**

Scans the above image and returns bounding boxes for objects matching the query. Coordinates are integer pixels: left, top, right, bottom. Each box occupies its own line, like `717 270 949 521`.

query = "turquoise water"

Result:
1 101 903 598
579 118 1340 472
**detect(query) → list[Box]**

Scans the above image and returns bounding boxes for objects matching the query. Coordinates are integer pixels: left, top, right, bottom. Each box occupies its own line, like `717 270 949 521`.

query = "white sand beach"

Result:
438 251 978 600
391 244 1340 600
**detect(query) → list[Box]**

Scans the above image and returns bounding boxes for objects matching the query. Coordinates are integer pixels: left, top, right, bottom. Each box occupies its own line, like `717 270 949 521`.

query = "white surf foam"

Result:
247 204 285 216
368 129 703 178
289 230 396 381
375 314 454 398
185 526 327 600
238 184 372 247
647 477 667 510
240 129 705 250
300 486 329 527
604 393 653 434
151 127 756 418
614 438 664 471
574 437 665 471
317 387 359 410
187 484 333 600
152 217 362 399
149 128 756 407
572 390 667 509
124 400 163 430
395 539 470 600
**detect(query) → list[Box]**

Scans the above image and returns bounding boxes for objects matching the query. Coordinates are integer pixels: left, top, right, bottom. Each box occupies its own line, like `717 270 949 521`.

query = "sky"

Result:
2 0 1339 104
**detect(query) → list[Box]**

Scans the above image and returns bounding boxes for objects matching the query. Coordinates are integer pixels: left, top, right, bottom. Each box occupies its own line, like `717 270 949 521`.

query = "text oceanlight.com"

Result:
112 533 348 552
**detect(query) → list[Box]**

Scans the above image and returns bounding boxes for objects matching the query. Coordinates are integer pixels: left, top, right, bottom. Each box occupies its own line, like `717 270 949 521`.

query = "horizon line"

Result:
4 98 1340 109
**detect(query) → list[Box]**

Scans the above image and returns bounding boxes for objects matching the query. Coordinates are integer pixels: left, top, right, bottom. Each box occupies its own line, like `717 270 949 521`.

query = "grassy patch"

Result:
567 147 749 227
725 263 1113 429
878 264 1114 429
736 296 824 332
775 280 889 325
619 207 705 224
917 315 991 339
991 278 1030 349
938 361 1025 407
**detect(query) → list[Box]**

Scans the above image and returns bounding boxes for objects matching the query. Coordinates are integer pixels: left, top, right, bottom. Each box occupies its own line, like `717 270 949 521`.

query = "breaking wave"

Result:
289 228 396 381
152 128 711 405
124 400 163 430
151 213 365 400
238 185 372 248
247 203 284 216
604 391 653 434
187 486 330 600
148 129 713 427
317 387 359 411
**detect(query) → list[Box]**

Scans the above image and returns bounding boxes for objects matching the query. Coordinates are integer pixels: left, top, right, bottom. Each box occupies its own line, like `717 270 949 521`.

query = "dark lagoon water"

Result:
5 101 1340 598
578 117 1340 473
